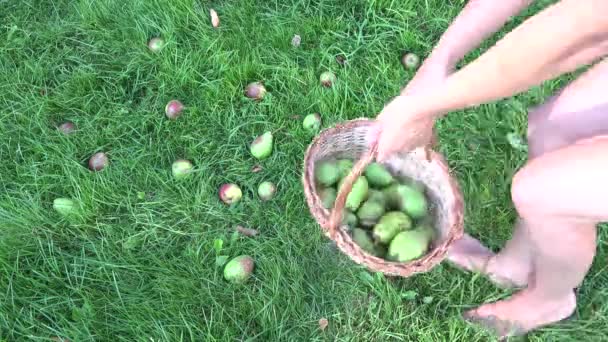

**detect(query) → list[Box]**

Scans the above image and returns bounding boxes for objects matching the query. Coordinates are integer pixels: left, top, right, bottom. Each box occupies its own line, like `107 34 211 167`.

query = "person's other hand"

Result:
374 61 450 161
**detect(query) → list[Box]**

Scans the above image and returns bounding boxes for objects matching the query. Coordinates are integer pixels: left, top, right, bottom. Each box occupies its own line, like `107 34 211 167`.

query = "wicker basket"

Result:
302 118 464 277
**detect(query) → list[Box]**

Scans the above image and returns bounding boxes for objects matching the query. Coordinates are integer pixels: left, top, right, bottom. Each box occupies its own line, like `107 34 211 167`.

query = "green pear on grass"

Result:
172 159 194 179
258 181 276 201
303 113 322 133
372 211 412 244
148 37 165 52
53 198 77 217
250 131 273 160
401 53 420 70
223 255 255 283
219 183 242 204
320 71 337 87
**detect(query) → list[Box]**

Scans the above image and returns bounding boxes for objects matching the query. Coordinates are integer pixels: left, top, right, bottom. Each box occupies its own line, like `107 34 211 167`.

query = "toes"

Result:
447 234 530 288
447 235 530 289
449 234 494 257
447 235 495 272
462 310 527 339
488 273 526 289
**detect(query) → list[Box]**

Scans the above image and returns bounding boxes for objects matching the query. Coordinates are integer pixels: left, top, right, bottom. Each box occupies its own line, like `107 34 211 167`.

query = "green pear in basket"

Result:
315 160 340 187
386 226 433 262
338 176 369 211
414 222 437 242
383 183 428 219
319 187 337 209
374 243 388 259
337 159 354 179
342 210 358 229
352 228 385 257
367 189 386 206
356 199 385 227
373 211 413 244
352 228 375 253
406 178 426 193
364 162 394 188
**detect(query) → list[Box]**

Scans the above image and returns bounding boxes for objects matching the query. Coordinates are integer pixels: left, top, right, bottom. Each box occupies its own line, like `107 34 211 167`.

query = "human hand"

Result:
374 96 437 161
374 61 451 161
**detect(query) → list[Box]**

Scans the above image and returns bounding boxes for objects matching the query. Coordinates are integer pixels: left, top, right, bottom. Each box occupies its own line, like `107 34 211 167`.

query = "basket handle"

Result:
327 143 379 238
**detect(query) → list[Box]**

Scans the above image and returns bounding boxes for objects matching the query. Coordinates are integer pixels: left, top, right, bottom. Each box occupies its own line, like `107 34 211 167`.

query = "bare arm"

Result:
423 0 534 71
410 0 608 117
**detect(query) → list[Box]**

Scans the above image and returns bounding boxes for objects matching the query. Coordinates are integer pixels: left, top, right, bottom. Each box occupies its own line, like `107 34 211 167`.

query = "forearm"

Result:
421 0 608 116
424 0 534 70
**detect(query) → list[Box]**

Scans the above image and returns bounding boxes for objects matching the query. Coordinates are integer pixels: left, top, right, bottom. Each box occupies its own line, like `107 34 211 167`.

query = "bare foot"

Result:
463 289 576 339
447 234 529 288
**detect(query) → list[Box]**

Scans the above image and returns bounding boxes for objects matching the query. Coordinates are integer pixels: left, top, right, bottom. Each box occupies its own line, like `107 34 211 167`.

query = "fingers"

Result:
374 95 437 161
366 123 382 143
369 121 396 162
376 127 403 162
376 121 435 162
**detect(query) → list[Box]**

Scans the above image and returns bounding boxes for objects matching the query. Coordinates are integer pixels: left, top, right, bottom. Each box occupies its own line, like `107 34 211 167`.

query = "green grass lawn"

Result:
2 0 607 341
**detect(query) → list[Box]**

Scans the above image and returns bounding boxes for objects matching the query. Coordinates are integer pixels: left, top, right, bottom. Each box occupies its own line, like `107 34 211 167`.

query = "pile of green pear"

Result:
315 159 435 262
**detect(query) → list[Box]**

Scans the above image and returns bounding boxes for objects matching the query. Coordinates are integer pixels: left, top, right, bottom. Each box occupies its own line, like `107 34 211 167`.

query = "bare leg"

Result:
459 59 608 338
464 136 607 338
448 58 608 289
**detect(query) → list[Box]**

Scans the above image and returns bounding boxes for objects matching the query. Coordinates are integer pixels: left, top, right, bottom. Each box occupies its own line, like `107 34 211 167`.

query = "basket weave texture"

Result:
302 118 464 277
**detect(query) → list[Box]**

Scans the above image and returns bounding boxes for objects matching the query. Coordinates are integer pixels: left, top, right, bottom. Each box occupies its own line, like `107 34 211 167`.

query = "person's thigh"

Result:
527 58 608 157
512 135 608 222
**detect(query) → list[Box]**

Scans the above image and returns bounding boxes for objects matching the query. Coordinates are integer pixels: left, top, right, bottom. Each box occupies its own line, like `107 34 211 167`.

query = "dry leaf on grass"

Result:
251 165 263 173
318 318 328 331
235 225 259 237
210 9 220 28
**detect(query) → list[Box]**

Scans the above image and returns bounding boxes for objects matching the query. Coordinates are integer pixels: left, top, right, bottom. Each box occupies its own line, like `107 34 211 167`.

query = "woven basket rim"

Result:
302 118 464 277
